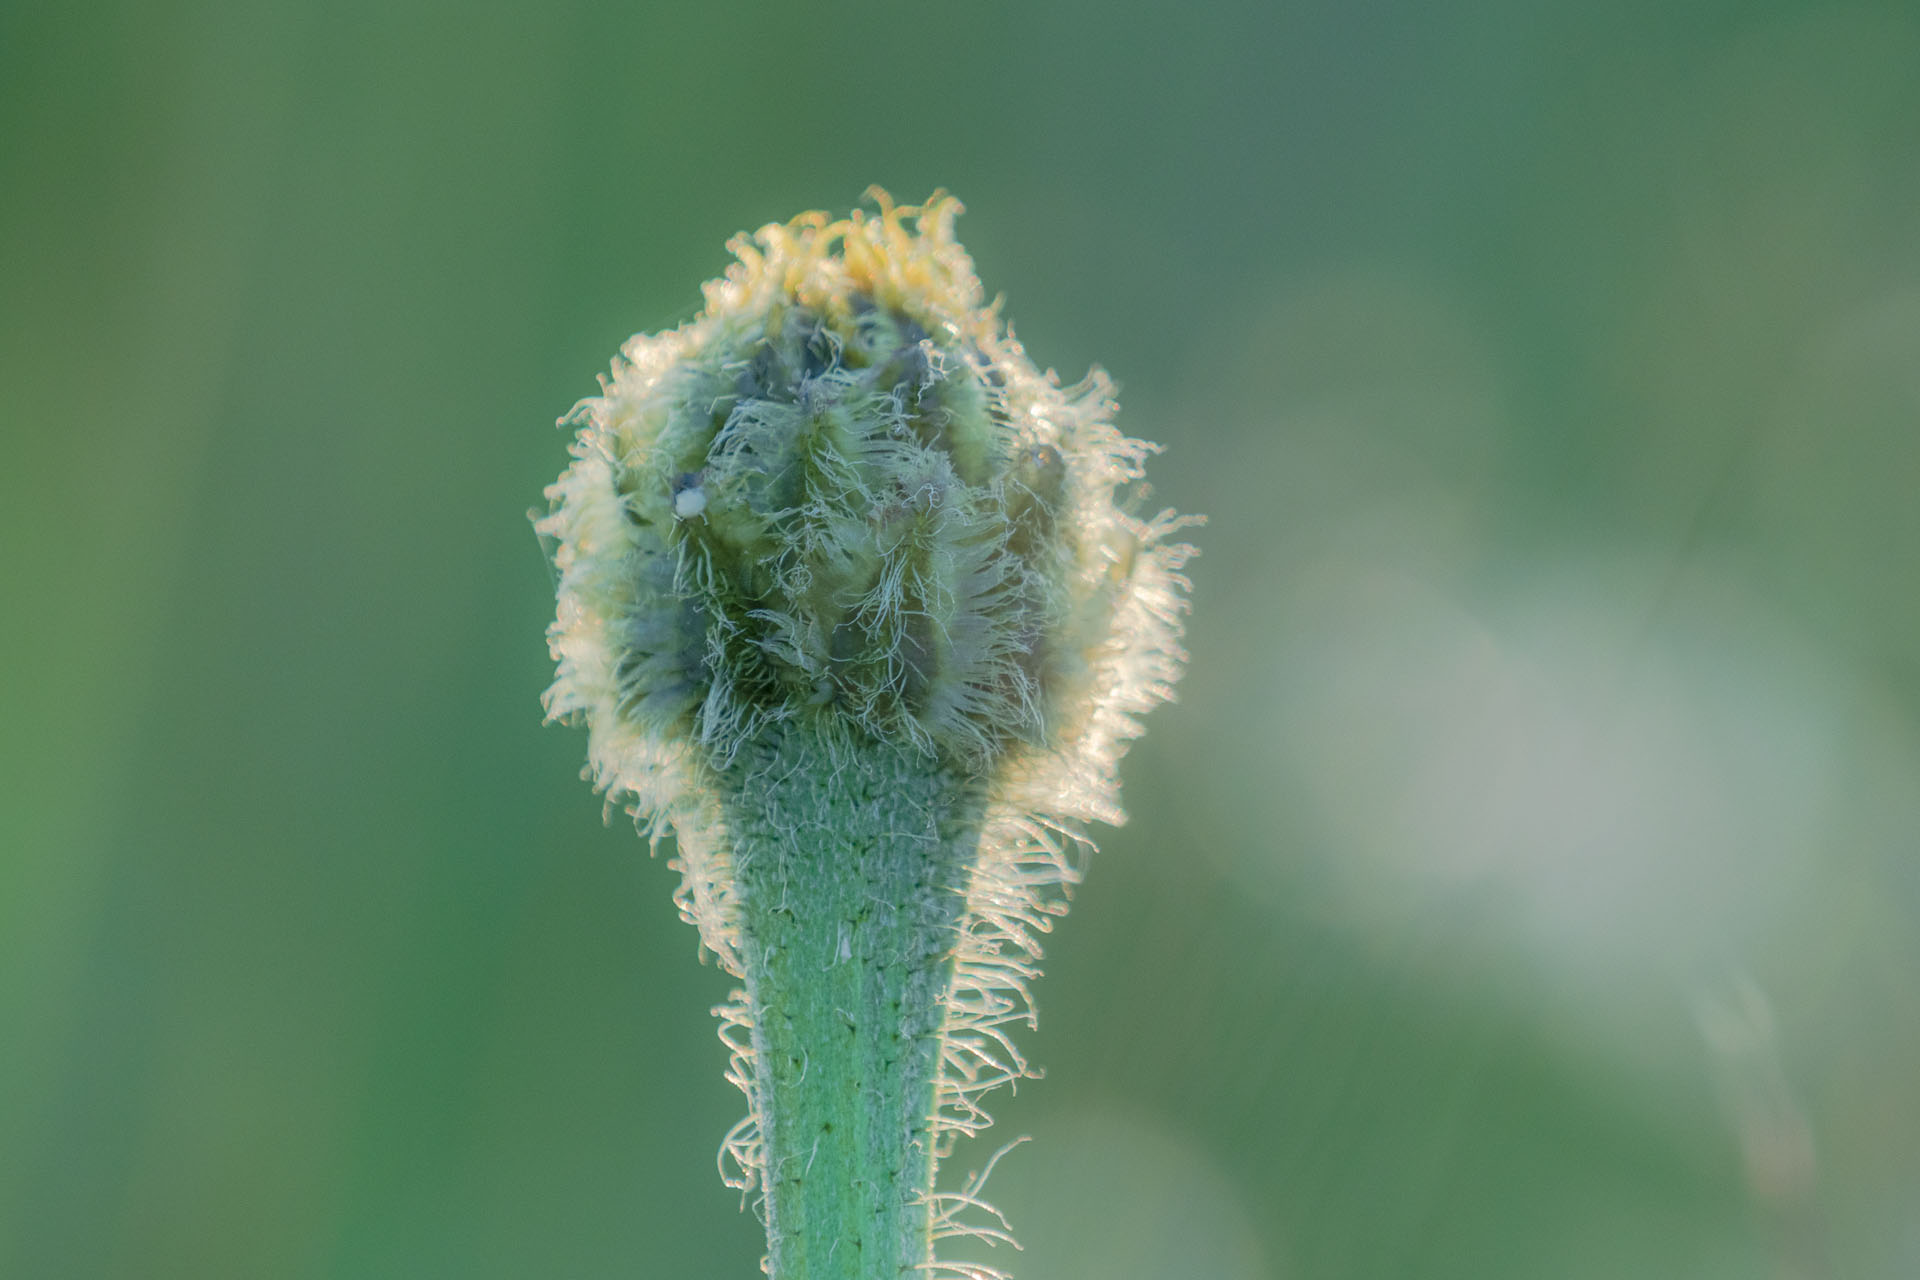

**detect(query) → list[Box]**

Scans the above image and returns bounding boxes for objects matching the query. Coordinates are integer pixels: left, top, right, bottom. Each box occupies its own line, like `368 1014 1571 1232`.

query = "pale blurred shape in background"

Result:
1271 546 1836 988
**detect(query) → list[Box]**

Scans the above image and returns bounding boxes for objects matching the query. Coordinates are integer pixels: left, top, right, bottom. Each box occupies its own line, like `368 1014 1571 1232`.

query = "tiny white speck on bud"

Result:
673 485 707 520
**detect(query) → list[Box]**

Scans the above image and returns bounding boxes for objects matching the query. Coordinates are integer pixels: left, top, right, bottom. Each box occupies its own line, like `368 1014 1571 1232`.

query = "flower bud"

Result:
539 189 1196 834
539 193 1198 1268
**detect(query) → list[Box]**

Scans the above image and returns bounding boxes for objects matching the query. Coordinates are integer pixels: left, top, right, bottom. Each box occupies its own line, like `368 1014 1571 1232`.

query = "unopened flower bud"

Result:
540 189 1195 826
536 190 1197 1277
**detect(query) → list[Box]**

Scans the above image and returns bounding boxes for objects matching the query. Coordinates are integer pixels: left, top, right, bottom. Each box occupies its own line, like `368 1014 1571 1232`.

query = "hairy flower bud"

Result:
541 190 1194 826
537 191 1196 1274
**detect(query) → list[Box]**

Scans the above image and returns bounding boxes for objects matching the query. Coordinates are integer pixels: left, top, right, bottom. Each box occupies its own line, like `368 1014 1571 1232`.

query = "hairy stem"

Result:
720 720 985 1279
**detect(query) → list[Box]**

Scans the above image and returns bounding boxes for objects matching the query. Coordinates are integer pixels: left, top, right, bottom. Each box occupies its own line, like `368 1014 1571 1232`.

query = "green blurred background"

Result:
5 0 1919 1276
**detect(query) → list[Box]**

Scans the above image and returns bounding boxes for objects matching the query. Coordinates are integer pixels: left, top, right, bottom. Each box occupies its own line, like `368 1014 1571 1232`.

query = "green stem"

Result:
720 720 985 1279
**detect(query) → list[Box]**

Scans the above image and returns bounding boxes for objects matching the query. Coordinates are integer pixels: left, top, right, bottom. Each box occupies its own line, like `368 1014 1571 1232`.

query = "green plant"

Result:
537 190 1196 1279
